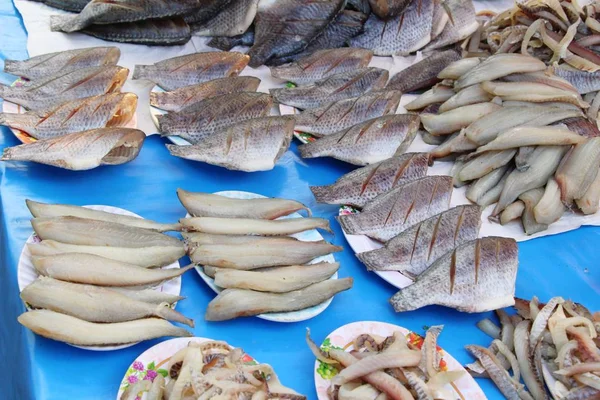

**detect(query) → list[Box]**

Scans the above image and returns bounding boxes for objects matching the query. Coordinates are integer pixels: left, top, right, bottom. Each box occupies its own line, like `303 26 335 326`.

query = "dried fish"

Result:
481 81 589 108
561 117 600 138
471 126 585 155
520 188 548 235
533 178 565 225
500 201 525 225
455 54 546 90
459 150 517 181
466 165 512 208
439 84 493 113
404 85 455 111
332 350 421 385
180 216 330 236
368 0 411 19
184 232 299 247
554 66 600 94
33 0 90 12
191 0 259 37
429 131 478 160
421 103 502 136
387 49 462 93
576 168 600 214
423 0 478 51
515 146 536 172
109 287 184 305
207 28 255 51
556 138 600 203
438 58 482 80
82 18 191 45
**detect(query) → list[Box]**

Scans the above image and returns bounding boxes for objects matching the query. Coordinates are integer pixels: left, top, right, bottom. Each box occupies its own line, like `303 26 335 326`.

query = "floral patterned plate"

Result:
192 190 338 323
314 321 487 400
116 337 258 400
17 205 183 351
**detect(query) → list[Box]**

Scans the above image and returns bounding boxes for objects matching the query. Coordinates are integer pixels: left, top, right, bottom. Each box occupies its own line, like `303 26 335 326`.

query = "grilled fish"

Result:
82 18 191 45
387 49 462 93
192 0 259 37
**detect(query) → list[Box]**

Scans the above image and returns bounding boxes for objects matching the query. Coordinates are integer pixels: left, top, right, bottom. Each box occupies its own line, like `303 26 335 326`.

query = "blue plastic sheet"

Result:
1 1 599 399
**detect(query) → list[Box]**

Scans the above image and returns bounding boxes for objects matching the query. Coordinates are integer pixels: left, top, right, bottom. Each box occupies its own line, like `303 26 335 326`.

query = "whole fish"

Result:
32 0 90 12
166 115 292 171
368 0 410 19
208 28 255 51
31 216 183 248
177 190 310 219
386 49 462 93
358 205 482 278
1 127 144 170
26 200 180 232
299 114 419 165
553 66 600 94
390 237 518 312
82 18 191 45
555 138 600 203
422 103 502 136
338 176 453 242
294 90 402 136
205 277 353 320
180 216 331 235
0 93 137 140
190 239 342 269
21 277 194 326
310 153 429 207
349 0 434 56
50 0 200 32
3 47 120 81
247 0 346 67
150 76 260 112
270 48 373 86
270 68 388 109
132 52 249 91
158 92 272 144
455 54 547 90
423 0 478 51
27 240 184 268
192 0 259 37
0 65 128 110
18 309 192 346
32 253 193 286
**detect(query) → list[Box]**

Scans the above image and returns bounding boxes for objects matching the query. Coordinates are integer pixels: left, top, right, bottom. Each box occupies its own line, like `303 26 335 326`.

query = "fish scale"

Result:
82 18 192 45
191 0 259 37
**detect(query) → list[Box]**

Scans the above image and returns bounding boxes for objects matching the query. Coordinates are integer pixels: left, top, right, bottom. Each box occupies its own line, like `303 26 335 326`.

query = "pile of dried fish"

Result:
467 296 600 400
18 200 194 347
120 340 305 400
0 47 145 170
307 326 466 400
177 189 352 321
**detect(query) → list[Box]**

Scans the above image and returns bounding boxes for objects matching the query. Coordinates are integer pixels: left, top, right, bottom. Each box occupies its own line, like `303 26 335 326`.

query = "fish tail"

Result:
132 64 151 80
298 143 317 159
389 289 418 312
309 185 334 203
155 304 195 328
0 112 36 132
3 60 20 74
0 83 11 98
247 40 276 68
336 214 360 234
50 15 79 32
1 146 21 161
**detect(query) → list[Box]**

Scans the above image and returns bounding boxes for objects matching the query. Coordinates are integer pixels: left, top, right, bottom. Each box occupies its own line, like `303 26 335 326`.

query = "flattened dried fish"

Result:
455 54 546 90
481 81 589 108
423 0 478 51
561 117 600 138
109 287 184 305
438 58 482 80
404 85 455 111
166 115 292 171
180 216 331 235
82 18 191 45
515 146 536 171
576 169 600 214
3 46 119 80
18 309 192 346
177 189 310 219
184 0 231 24
310 153 429 207
183 232 298 246
298 114 420 165
556 138 600 203
466 165 512 206
270 68 388 109
439 84 493 113
1 127 144 170
429 131 478 160
358 205 481 278
338 176 453 242
205 277 353 320
390 237 518 312
459 150 516 181
192 0 259 37
158 92 272 144
387 49 462 93
421 103 502 136
270 48 373 85
500 201 525 225
294 90 402 136
207 28 255 51
533 178 564 225
519 188 547 235
150 76 260 112
0 93 137 140
133 52 249 91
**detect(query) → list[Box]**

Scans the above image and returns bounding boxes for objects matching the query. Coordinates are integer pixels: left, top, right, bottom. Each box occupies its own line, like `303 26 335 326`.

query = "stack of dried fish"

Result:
467 296 600 400
177 189 352 321
0 47 145 170
307 326 466 399
19 200 194 347
121 340 305 400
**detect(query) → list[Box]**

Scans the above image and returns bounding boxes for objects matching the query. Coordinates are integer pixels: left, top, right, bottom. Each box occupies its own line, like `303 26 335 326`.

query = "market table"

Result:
1 1 599 399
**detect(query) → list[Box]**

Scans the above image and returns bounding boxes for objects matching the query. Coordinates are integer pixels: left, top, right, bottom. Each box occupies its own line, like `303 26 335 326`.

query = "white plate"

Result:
314 321 487 400
18 205 183 351
2 79 137 144
116 337 259 399
191 190 339 323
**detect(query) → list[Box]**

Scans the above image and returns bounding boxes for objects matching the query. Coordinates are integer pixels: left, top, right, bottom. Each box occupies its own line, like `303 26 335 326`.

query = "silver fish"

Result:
439 84 493 113
298 114 420 165
390 237 518 313
158 92 273 144
132 52 250 91
0 92 137 140
149 76 260 112
205 277 353 321
3 46 120 80
192 0 259 37
423 0 478 51
270 67 389 109
387 49 462 93
368 0 411 19
519 188 547 235
310 153 429 207
166 115 293 171
270 48 373 85
294 90 402 137
18 309 192 346
459 150 517 181
338 176 453 242
421 103 502 136
1 127 144 170
31 216 183 248
358 205 481 278
555 138 600 203
82 18 191 46
21 277 194 326
455 54 547 90
533 178 564 225
180 216 331 235
0 66 128 110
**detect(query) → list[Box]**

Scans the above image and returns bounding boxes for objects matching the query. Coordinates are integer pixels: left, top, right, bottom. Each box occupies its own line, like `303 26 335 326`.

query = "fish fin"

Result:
309 185 334 203
49 15 78 32
1 147 14 161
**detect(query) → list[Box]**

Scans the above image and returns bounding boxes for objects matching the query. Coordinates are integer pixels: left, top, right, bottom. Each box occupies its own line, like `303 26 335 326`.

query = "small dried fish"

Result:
439 84 493 113
455 54 547 90
1 127 144 170
500 201 525 225
180 216 331 235
471 126 585 155
481 81 589 108
404 85 455 111
205 277 353 320
459 150 517 182
191 0 259 37
387 49 462 93
82 18 191 45
520 188 548 235
390 237 518 313
438 58 482 80
556 138 600 203
421 103 502 136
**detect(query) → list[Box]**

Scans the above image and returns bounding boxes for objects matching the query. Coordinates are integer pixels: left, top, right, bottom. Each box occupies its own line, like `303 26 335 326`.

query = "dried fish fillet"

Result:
466 165 512 207
533 178 565 225
387 49 462 93
459 150 517 182
438 58 482 80
390 237 518 313
455 54 546 90
481 81 589 108
109 287 184 305
421 103 502 136
338 176 453 242
439 84 493 113
471 126 585 155
519 188 547 235
500 201 525 225
82 18 191 45
429 131 478 160
205 277 353 320
191 0 259 37
554 67 600 94
180 216 331 235
404 85 455 111
555 138 600 203
183 232 299 246
576 169 600 214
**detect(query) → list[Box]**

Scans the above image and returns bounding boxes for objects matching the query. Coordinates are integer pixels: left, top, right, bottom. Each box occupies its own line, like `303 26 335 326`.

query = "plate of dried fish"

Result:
308 321 486 400
116 337 305 400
